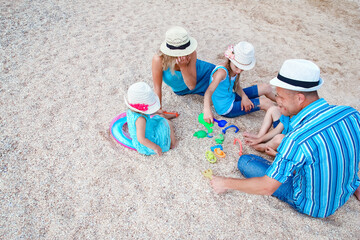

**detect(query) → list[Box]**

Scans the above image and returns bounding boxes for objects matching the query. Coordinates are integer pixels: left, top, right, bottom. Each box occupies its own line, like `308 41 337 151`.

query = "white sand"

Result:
1 0 360 238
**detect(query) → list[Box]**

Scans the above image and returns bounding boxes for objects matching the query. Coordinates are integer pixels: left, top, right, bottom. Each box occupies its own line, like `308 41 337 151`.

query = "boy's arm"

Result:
135 117 162 155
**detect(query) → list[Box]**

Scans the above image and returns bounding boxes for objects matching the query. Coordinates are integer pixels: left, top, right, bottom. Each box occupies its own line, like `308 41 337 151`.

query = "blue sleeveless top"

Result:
210 66 237 115
162 59 215 96
126 110 171 155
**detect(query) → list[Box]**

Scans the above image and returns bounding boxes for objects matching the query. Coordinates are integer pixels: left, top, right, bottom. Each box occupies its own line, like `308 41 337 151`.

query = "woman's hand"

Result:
241 95 254 112
176 55 191 69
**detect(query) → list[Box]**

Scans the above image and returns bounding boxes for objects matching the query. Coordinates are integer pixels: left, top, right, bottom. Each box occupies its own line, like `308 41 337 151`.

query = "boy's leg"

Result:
257 83 276 101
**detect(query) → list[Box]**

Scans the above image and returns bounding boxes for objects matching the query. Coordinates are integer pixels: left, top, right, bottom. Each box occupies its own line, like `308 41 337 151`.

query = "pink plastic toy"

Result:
233 138 243 156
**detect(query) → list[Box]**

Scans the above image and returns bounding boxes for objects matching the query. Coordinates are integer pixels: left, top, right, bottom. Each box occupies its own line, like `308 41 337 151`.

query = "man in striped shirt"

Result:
210 59 360 218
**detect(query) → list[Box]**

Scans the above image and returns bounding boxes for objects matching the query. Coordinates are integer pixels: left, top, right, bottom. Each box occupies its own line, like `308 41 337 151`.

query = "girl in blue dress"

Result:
152 26 215 118
202 42 276 124
124 82 177 156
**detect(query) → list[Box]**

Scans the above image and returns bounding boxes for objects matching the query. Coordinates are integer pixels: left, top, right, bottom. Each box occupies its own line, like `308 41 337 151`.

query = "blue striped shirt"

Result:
266 98 360 218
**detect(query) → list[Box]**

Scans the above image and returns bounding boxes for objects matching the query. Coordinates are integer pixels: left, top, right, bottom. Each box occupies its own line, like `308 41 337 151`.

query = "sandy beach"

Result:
1 0 360 238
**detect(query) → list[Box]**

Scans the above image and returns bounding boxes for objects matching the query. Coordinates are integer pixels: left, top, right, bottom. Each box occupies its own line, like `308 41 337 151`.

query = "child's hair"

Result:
225 58 241 92
158 51 177 75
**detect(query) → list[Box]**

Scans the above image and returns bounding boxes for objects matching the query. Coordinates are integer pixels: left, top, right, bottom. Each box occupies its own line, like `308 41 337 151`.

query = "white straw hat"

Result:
124 82 160 114
270 59 324 92
225 42 256 71
160 26 198 57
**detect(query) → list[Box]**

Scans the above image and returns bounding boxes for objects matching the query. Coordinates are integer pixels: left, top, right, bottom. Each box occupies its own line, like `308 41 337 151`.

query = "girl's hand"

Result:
154 145 162 156
241 96 254 112
203 108 214 124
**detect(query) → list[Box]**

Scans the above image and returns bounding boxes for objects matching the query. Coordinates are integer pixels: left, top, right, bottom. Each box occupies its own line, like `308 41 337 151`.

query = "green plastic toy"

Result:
193 130 208 138
198 113 214 133
215 134 224 144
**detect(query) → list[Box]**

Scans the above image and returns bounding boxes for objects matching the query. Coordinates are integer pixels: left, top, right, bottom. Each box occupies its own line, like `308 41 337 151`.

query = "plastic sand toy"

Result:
193 130 208 138
198 113 214 133
213 118 227 127
214 148 226 158
234 138 243 156
206 151 217 163
211 145 223 152
202 169 213 179
222 125 239 134
215 134 224 144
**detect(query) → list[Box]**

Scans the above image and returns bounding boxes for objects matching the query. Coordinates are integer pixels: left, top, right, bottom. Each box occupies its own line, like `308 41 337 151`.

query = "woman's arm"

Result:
177 51 197 90
135 116 162 156
152 54 164 107
203 68 227 124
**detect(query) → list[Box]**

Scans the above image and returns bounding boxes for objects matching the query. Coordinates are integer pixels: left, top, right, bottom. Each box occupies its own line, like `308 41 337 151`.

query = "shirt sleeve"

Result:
266 137 306 183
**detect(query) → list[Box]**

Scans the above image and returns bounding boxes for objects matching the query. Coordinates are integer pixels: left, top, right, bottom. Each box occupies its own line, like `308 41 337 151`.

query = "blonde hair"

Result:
225 58 241 92
158 51 177 75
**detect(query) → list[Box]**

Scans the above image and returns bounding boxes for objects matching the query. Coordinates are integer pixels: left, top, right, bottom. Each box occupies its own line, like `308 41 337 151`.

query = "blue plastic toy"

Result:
222 125 239 134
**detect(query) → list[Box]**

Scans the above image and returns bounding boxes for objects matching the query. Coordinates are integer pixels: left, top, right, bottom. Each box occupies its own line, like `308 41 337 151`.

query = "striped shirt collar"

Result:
290 98 328 129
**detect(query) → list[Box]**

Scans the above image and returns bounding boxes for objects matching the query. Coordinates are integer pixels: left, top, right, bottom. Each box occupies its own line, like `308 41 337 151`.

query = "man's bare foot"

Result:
252 143 266 152
355 186 360 201
265 147 277 157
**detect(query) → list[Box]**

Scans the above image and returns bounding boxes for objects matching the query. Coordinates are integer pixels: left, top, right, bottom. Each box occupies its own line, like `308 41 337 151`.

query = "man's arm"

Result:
210 175 282 195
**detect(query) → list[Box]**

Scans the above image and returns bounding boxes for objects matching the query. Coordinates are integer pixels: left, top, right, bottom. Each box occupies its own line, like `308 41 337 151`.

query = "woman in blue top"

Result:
203 41 276 124
152 26 215 117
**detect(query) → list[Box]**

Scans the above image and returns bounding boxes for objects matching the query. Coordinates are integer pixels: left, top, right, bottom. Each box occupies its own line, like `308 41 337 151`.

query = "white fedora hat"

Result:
124 82 160 114
225 42 256 71
160 26 198 57
270 59 324 92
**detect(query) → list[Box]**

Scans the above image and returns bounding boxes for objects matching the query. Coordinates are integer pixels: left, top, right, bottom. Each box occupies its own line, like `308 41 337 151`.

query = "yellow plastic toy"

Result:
202 169 213 179
206 150 217 163
214 148 226 158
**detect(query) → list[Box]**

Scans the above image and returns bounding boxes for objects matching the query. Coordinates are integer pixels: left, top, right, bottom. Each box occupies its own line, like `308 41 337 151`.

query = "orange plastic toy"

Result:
214 148 226 158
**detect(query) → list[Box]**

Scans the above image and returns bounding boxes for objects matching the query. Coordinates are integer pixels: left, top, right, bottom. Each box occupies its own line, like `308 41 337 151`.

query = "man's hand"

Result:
210 176 228 194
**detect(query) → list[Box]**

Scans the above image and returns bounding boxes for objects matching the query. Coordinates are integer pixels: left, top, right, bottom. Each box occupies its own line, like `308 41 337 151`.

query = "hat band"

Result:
129 101 156 112
166 41 190 50
277 73 319 88
233 58 252 66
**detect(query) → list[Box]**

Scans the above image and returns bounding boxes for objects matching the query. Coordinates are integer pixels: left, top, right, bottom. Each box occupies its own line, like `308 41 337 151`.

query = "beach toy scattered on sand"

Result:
162 111 179 118
202 169 213 179
213 118 227 127
110 112 136 151
215 134 224 144
206 133 213 138
194 130 208 138
222 125 239 134
198 113 214 133
206 151 217 163
214 148 226 158
234 138 243 156
211 145 223 152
